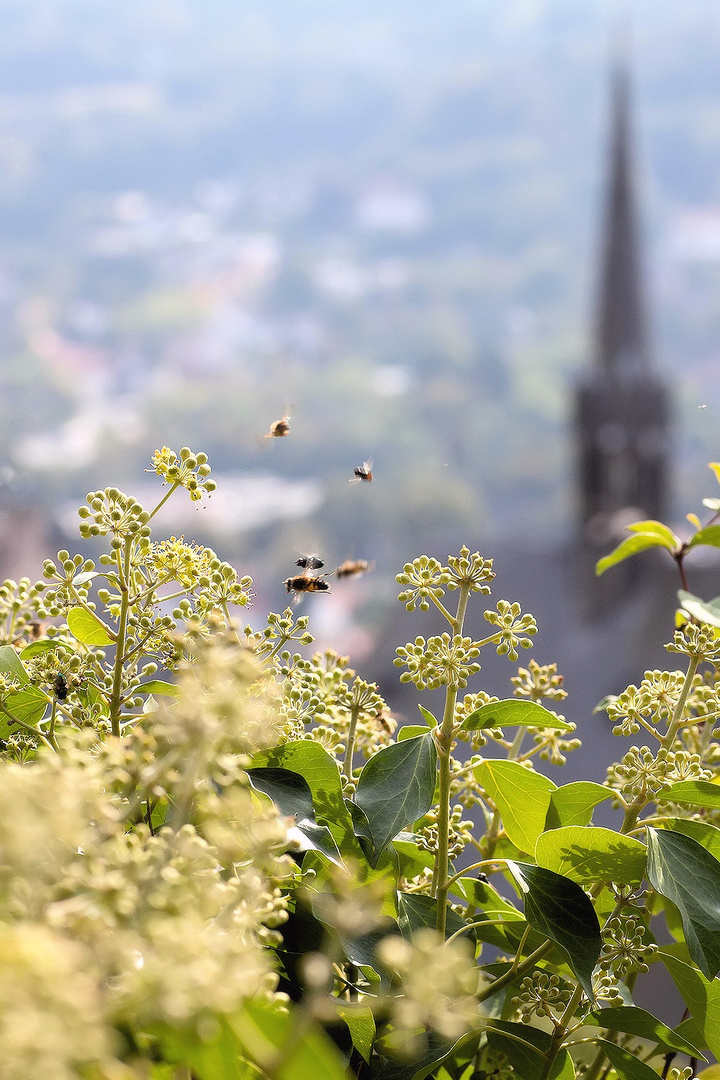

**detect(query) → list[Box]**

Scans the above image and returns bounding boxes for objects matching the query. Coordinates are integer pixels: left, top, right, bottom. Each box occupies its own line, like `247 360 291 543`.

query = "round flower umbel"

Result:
149 446 216 503
445 546 495 594
394 633 481 690
514 972 572 1025
483 601 537 662
600 914 657 978
396 556 450 612
511 660 567 703
77 489 151 543
666 624 720 663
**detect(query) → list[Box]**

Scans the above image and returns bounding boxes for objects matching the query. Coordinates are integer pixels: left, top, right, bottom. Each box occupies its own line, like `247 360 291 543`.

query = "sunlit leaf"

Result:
677 590 720 629
595 1039 663 1080
646 827 720 979
507 861 601 1000
660 946 720 1059
336 1005 375 1063
663 818 720 862
662 779 720 811
545 782 613 828
66 606 116 645
232 999 347 1080
397 892 476 945
535 826 647 885
461 699 572 733
688 525 720 550
595 533 673 576
138 679 180 697
476 759 555 853
588 1006 705 1058
247 767 341 864
355 731 437 859
626 520 681 548
417 704 437 728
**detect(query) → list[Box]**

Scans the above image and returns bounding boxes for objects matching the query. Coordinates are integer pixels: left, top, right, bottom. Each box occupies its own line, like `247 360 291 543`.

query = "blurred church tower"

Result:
575 64 671 618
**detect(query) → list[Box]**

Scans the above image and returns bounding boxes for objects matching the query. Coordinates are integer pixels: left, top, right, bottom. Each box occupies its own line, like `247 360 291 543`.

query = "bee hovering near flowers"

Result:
351 458 373 483
334 559 374 579
264 414 291 438
283 573 331 598
295 555 324 570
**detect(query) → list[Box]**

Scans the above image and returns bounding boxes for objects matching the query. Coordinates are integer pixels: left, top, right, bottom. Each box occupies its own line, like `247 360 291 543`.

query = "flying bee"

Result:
264 414 291 438
351 458 374 483
53 673 69 701
334 559 374 579
295 555 324 570
284 573 331 597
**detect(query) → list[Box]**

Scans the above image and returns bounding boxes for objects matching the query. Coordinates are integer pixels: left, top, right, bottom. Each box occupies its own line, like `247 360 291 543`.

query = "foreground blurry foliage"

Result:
2 450 720 1079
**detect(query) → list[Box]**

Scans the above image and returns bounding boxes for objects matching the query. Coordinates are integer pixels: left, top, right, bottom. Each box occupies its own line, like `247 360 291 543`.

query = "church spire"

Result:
595 65 649 375
575 61 671 618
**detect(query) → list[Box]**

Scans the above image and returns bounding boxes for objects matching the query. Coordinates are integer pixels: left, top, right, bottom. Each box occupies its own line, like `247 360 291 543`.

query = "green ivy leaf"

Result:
507 861 602 1001
252 741 357 854
595 1039 663 1080
336 1005 375 1064
138 679 180 698
475 760 556 853
372 1032 459 1080
66 606 116 646
663 819 720 862
660 946 720 1059
397 892 476 945
232 999 347 1080
355 731 437 859
460 699 573 733
595 533 672 577
246 767 341 865
646 827 720 979
397 724 429 741
626 520 681 547
545 782 613 829
588 1006 705 1058
662 779 720 811
688 525 720 551
487 1021 574 1080
0 645 47 734
677 590 720 629
19 639 58 657
535 826 647 885
417 704 437 728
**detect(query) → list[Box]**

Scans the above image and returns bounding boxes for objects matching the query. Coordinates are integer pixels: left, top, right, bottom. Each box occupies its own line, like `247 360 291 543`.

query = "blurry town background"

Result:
0 0 718 692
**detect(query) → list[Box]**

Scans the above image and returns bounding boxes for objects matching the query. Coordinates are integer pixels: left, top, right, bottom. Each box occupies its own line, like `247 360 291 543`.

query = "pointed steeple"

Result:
575 61 671 618
595 66 649 374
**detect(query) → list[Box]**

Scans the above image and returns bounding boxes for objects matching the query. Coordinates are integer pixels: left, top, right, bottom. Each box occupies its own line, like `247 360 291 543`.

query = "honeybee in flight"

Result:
334 559 374 579
264 414 291 438
295 555 324 570
351 458 373 483
284 574 331 596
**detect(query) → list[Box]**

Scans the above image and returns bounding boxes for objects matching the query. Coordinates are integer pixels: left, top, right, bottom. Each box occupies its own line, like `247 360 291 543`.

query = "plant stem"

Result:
342 705 361 781
476 940 555 1003
109 537 133 737
146 481 182 522
538 984 583 1080
662 654 700 749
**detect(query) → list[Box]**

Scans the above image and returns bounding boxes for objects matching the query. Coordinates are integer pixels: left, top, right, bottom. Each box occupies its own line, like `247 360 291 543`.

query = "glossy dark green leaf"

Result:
252 741 357 852
595 1039 662 1080
246 767 341 864
588 1006 705 1058
476 759 556 853
595 532 672 576
338 920 400 969
646 827 720 979
355 731 437 858
535 826 647 885
545 782 613 829
487 1021 574 1080
662 779 720 811
660 946 720 1059
66 606 116 645
677 590 720 629
461 698 573 733
688 525 720 550
397 892 476 945
456 877 539 951
508 861 602 1000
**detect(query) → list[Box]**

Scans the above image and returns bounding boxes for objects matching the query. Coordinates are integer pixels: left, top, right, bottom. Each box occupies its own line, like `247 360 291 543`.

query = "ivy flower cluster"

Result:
606 744 711 802
483 600 538 661
395 633 481 690
149 445 217 502
599 914 657 978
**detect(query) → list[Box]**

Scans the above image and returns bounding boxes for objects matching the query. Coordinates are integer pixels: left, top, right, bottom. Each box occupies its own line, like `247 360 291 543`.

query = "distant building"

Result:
371 64 717 785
